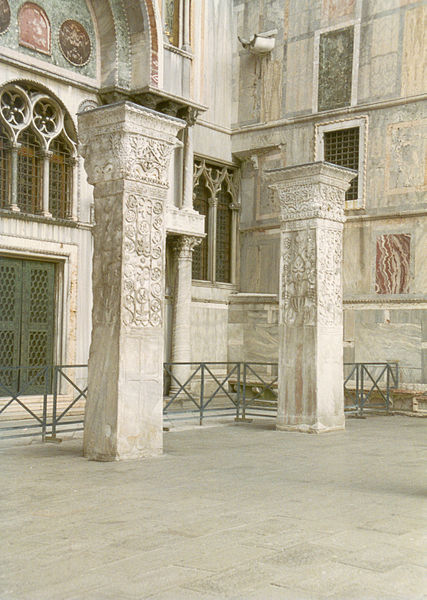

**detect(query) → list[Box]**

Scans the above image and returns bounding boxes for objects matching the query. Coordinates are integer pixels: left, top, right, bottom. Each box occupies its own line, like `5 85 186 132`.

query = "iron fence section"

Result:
344 362 399 415
0 365 87 441
0 362 401 440
163 362 241 425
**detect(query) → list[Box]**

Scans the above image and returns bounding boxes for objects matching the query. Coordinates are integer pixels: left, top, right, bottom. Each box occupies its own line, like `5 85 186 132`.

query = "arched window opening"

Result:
216 183 232 283
164 0 180 46
49 135 73 219
17 128 42 214
0 123 10 209
192 175 209 280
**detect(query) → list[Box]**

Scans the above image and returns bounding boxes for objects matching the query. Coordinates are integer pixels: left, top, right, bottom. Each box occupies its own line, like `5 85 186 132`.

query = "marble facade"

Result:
0 0 426 454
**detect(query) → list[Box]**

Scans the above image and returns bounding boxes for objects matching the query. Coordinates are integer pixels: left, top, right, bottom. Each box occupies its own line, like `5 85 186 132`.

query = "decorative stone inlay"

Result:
18 3 51 55
123 194 164 328
59 19 91 66
375 234 411 295
0 0 10 34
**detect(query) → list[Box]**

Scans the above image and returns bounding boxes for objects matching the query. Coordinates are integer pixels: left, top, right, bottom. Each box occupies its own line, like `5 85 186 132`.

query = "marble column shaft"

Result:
170 235 202 391
268 162 356 434
78 101 185 460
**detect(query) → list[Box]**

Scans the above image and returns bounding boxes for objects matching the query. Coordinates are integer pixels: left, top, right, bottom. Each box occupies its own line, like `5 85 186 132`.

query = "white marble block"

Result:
268 162 356 433
78 102 185 460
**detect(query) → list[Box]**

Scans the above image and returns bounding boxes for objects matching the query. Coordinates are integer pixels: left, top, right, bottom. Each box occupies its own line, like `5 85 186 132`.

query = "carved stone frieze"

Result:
122 194 164 328
275 183 345 223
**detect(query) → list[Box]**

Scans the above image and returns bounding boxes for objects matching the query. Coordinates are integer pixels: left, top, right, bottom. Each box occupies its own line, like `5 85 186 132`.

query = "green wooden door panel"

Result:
20 260 55 393
0 257 23 392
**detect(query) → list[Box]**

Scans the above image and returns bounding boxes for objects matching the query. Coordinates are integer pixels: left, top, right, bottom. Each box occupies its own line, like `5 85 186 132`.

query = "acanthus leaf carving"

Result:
274 183 346 223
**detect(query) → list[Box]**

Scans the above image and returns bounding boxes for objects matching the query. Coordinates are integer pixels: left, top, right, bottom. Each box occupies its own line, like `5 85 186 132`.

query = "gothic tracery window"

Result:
0 82 77 218
163 0 180 46
192 159 240 284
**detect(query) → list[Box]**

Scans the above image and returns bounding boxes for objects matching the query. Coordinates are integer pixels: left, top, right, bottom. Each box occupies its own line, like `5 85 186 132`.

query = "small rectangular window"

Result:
324 127 359 202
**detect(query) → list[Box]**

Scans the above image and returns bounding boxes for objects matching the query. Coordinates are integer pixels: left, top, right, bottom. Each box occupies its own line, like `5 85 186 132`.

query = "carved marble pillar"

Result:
268 162 356 434
78 101 185 461
170 235 202 393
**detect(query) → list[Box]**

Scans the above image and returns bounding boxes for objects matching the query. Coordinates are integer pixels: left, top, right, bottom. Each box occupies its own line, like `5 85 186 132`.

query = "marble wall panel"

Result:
190 303 228 362
375 234 411 294
385 119 427 194
401 5 427 97
285 38 314 114
354 316 422 381
322 0 355 24
318 27 353 111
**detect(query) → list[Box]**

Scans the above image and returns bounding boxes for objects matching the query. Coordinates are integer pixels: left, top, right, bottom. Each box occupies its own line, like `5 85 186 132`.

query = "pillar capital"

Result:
268 161 356 224
78 101 185 187
171 234 203 260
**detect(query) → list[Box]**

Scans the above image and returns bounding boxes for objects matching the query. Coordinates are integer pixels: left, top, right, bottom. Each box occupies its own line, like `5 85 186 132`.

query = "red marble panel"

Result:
375 234 411 294
19 2 50 55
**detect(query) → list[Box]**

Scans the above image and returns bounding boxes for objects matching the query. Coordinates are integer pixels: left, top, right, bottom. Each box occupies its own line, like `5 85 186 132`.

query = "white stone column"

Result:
78 101 185 461
170 235 202 393
182 0 192 52
9 143 20 212
40 150 52 217
268 162 356 434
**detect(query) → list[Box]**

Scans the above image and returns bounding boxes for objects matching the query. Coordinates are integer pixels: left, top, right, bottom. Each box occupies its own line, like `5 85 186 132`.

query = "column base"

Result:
276 421 345 434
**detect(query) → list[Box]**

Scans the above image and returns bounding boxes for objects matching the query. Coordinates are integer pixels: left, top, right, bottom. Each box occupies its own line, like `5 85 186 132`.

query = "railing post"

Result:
41 367 48 442
360 364 364 416
51 366 58 439
386 364 390 412
236 362 241 420
242 363 247 421
200 363 204 426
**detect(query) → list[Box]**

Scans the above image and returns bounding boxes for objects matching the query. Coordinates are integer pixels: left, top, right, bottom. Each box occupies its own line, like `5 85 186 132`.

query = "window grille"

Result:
324 127 359 201
49 136 72 219
0 123 10 208
192 175 209 280
17 128 42 214
215 183 232 283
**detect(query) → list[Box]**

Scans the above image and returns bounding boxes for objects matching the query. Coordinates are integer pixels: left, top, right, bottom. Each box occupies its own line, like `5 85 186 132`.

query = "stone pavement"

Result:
0 416 426 600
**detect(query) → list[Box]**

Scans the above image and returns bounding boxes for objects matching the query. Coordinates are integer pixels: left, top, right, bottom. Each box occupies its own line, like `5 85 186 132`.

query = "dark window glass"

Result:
192 175 209 280
215 182 232 283
17 128 42 214
49 135 72 219
0 123 10 208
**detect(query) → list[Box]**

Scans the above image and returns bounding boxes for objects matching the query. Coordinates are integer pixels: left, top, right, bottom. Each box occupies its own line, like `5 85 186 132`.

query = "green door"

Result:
0 257 55 394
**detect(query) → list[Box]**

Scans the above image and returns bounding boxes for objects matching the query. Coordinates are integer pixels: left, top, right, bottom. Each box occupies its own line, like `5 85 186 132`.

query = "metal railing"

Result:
0 365 87 441
163 362 241 425
0 361 401 441
344 362 399 416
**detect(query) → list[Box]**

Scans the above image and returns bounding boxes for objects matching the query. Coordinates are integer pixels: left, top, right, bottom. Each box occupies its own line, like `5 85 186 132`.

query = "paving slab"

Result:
0 416 426 600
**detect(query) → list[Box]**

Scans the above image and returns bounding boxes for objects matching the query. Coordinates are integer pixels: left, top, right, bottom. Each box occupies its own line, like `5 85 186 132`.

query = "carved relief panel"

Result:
281 228 316 326
122 193 165 328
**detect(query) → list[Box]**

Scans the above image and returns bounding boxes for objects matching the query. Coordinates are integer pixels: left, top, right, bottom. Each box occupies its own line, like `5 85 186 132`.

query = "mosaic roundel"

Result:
0 0 11 35
59 19 91 66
